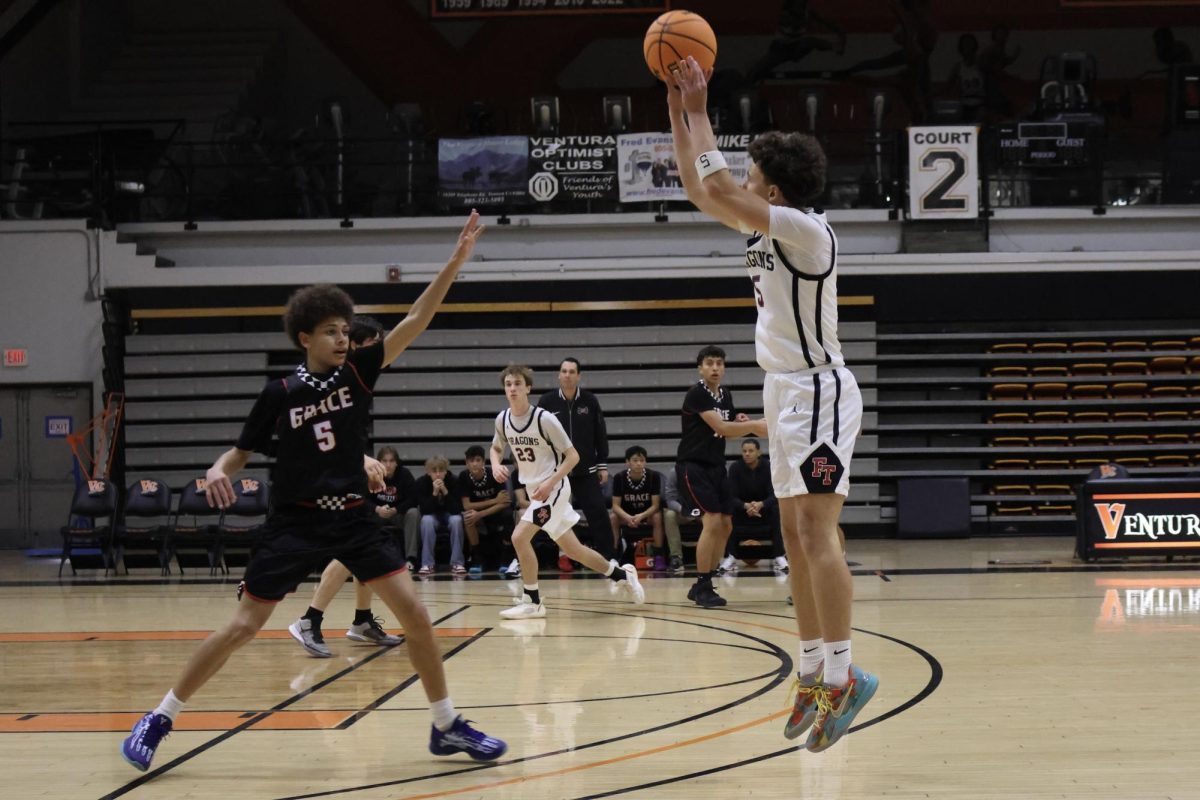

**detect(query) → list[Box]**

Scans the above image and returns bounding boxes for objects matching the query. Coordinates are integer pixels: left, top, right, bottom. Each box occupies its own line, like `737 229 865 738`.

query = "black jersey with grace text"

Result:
236 342 384 507
458 466 506 506
677 382 737 467
612 469 662 516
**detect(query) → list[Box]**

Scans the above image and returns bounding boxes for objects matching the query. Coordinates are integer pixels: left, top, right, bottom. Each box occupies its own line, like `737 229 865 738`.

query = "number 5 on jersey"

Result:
313 420 336 451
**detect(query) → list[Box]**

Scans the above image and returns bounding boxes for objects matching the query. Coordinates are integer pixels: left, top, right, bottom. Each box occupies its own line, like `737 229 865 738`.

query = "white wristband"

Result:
695 150 728 180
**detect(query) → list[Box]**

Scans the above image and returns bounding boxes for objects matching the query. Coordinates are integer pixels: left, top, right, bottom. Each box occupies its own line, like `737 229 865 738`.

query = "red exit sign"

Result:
4 349 28 367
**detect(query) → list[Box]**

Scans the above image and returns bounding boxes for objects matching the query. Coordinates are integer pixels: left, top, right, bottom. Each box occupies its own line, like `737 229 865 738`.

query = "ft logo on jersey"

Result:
801 443 843 494
289 386 354 429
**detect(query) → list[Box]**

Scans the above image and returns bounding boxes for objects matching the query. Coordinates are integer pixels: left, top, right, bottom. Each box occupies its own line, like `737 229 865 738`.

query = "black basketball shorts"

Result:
240 507 407 602
675 461 735 518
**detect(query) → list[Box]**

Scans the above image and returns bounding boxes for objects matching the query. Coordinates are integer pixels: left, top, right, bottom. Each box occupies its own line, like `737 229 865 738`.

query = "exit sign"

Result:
3 349 27 367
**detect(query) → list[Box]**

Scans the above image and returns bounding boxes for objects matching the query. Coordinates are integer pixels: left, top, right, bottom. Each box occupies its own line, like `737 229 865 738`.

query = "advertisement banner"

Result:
907 125 979 220
1077 478 1200 560
438 136 530 207
616 133 751 203
527 135 618 203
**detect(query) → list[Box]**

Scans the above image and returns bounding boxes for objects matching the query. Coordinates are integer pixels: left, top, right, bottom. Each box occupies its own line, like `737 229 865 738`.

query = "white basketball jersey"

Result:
492 406 573 486
744 204 844 375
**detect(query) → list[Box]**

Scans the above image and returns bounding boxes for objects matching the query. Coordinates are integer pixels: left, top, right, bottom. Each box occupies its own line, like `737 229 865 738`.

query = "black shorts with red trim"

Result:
241 505 406 602
675 461 735 518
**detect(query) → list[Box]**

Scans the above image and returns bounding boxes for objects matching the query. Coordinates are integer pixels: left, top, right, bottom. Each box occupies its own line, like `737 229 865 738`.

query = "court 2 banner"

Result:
616 133 752 203
438 136 530 207
907 126 979 220
527 136 618 203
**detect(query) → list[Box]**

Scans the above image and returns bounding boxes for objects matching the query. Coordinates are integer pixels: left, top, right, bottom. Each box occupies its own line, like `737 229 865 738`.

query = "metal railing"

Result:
0 117 1184 227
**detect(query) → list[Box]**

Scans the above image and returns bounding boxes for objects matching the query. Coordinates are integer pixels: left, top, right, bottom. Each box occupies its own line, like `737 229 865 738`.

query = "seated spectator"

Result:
610 446 667 571
371 446 420 569
660 466 691 575
458 445 514 574
416 455 465 575
723 438 787 574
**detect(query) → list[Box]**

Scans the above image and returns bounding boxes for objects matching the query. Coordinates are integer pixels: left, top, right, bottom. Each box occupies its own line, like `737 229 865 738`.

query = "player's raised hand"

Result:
204 468 235 510
676 56 712 115
450 209 486 265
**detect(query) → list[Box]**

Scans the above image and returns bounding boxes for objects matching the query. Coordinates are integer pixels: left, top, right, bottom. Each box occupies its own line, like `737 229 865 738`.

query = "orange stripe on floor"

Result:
397 708 791 800
0 628 482 643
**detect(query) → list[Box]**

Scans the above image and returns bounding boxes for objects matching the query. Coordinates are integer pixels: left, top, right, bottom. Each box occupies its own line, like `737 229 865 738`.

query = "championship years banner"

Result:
616 133 751 203
526 136 618 203
438 136 530 207
907 125 979 220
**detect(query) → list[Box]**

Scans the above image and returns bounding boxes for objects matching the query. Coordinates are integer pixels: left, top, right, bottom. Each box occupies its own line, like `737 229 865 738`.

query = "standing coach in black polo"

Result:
538 357 613 561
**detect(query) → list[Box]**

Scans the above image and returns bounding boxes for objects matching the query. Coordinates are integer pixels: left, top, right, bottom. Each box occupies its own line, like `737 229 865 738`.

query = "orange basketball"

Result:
643 9 717 82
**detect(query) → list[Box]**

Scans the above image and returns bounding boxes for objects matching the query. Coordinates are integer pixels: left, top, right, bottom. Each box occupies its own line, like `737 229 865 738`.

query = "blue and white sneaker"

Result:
121 711 172 771
429 716 507 761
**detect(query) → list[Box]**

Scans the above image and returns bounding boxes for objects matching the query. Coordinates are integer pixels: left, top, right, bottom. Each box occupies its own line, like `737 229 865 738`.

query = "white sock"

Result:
430 697 458 732
824 640 852 688
604 559 617 576
798 638 824 679
154 689 185 722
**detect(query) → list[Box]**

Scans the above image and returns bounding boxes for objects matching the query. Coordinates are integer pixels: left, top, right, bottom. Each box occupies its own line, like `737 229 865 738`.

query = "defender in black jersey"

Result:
121 212 506 776
292 317 407 656
674 346 766 609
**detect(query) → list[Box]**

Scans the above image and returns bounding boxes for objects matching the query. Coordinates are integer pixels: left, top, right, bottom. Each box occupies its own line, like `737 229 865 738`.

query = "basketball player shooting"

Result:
667 55 879 753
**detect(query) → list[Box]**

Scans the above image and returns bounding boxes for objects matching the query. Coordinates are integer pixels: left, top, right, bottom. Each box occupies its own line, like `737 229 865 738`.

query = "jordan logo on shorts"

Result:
533 506 552 526
802 443 843 494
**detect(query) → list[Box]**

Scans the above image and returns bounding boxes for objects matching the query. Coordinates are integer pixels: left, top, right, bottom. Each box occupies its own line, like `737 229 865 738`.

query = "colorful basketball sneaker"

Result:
429 716 508 761
805 665 879 753
120 711 172 771
783 671 823 740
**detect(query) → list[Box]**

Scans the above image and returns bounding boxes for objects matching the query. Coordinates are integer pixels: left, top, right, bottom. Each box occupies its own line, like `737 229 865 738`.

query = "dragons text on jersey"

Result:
745 205 845 375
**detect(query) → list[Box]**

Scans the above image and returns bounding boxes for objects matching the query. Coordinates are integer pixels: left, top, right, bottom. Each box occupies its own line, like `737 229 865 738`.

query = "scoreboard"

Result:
995 121 1101 168
432 0 666 17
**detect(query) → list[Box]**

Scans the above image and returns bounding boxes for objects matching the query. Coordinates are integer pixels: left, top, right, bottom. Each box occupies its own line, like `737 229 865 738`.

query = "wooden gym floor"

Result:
0 536 1196 800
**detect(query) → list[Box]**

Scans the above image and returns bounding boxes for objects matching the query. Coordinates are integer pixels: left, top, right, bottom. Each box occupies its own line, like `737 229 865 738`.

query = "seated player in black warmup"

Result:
610 445 666 570
458 444 513 574
723 437 788 574
120 211 506 774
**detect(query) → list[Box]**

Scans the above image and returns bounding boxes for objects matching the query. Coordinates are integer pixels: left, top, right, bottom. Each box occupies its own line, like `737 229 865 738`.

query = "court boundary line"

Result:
97 605 471 800
266 610 794 800
8 559 1200 591
572 626 943 800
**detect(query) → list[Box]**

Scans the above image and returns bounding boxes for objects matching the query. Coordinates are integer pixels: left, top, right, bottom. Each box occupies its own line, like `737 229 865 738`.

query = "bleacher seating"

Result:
119 319 1200 535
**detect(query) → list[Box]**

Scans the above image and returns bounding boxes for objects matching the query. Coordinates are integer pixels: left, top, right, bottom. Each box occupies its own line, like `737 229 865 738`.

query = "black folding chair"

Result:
114 477 174 575
169 478 223 575
217 478 271 573
59 479 119 576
